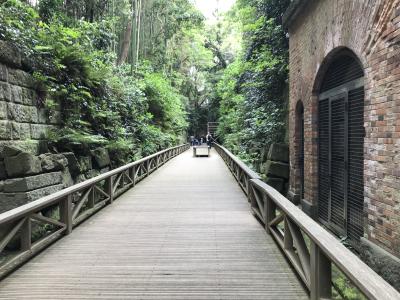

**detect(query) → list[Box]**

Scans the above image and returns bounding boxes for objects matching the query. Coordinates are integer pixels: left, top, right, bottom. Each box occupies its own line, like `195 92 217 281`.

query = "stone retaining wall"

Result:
260 143 290 196
0 145 111 213
0 40 61 155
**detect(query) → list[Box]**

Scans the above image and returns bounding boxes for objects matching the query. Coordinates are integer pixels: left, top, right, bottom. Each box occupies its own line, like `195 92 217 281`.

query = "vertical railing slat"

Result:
60 195 73 235
310 241 332 300
20 218 31 251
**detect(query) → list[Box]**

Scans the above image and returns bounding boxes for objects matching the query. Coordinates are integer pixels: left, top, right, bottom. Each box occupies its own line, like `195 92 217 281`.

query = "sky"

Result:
192 0 236 23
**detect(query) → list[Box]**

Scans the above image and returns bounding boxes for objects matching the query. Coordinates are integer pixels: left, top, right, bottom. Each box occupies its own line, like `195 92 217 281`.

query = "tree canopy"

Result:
0 0 290 166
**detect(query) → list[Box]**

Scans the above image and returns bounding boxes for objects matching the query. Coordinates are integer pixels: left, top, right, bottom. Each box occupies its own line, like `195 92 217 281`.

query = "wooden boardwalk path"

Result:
0 149 307 299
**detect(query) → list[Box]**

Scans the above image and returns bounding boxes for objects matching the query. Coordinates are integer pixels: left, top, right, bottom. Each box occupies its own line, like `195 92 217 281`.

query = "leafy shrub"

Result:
0 0 188 163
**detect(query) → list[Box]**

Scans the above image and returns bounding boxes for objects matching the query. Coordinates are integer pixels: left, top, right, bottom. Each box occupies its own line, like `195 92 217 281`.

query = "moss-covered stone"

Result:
4 152 42 177
0 101 7 120
78 156 92 172
91 148 110 168
264 160 290 179
0 162 6 180
63 152 80 176
360 238 400 291
265 177 284 192
267 143 289 163
0 82 11 102
0 41 21 68
0 64 8 82
40 153 68 172
0 183 64 213
3 171 62 192
0 120 11 139
7 103 38 123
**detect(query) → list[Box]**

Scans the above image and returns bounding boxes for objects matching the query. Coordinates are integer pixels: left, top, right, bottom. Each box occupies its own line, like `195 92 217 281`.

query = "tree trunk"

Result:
117 19 133 65
135 0 142 67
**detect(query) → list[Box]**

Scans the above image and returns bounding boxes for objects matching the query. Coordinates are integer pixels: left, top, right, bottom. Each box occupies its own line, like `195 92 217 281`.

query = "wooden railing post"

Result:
249 182 256 209
310 241 332 300
264 195 276 234
88 185 95 208
106 176 114 203
130 166 136 187
20 217 31 251
245 176 250 197
146 160 150 176
284 216 293 250
60 195 73 235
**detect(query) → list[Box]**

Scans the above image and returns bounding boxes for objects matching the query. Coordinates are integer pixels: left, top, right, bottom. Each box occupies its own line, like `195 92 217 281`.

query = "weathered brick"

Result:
286 0 400 258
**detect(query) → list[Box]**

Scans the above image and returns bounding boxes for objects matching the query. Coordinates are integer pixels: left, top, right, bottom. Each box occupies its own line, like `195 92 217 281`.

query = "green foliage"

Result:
332 265 367 300
215 0 290 168
0 0 191 163
0 0 290 168
143 70 187 133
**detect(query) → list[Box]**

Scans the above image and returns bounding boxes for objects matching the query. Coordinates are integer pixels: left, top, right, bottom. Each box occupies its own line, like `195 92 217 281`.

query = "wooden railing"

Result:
215 144 261 197
0 143 189 279
214 143 400 300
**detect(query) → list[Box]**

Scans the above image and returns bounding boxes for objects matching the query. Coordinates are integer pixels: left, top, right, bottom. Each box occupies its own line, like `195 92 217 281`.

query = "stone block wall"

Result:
260 143 290 196
0 39 117 212
285 0 400 288
0 40 61 155
0 145 112 213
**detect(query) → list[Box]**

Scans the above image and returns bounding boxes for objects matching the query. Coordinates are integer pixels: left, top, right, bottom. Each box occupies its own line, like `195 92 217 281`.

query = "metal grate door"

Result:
347 87 365 241
318 52 364 242
318 99 330 223
330 96 346 234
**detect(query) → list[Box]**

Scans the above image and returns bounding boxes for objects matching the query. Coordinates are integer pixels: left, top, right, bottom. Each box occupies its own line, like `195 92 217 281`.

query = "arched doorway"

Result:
317 49 364 242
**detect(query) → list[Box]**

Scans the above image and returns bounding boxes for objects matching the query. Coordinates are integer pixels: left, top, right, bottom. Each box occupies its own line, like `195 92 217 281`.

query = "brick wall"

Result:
287 0 400 257
0 40 61 155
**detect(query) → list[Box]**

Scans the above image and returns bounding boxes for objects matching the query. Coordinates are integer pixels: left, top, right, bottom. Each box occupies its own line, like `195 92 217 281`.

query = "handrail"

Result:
214 143 260 197
0 143 190 279
214 143 400 300
0 144 188 225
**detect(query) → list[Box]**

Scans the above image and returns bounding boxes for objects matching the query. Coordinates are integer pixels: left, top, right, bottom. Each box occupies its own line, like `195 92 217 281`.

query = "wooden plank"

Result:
0 149 307 300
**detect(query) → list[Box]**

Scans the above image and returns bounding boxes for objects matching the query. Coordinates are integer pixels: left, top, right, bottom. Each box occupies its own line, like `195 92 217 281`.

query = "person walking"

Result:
206 132 212 147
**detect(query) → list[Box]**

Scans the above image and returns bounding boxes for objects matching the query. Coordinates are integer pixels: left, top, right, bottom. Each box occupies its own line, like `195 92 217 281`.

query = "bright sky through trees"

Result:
192 0 236 23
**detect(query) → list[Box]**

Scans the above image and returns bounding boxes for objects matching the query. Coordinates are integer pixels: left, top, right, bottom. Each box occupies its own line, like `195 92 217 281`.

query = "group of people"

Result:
190 132 213 147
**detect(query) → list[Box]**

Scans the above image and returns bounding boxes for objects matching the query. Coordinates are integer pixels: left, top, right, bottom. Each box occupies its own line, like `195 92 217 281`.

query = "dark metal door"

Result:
318 81 364 240
318 52 364 241
347 87 365 241
329 95 347 234
318 95 347 236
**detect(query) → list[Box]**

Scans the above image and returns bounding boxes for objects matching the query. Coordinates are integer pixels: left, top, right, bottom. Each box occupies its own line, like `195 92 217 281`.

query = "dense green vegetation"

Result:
0 0 204 162
214 0 290 168
0 0 289 166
